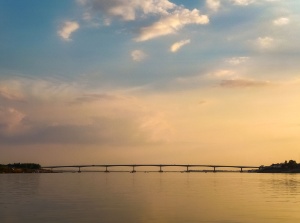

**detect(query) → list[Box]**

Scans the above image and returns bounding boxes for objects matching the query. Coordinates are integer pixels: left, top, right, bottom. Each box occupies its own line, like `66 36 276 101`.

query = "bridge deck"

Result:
43 164 260 170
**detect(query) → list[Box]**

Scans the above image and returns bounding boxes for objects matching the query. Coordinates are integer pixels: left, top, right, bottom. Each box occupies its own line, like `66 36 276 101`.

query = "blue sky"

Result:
1 0 300 165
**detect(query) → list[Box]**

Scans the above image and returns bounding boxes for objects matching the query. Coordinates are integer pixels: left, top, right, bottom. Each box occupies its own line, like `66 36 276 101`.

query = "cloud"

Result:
226 57 249 65
135 9 209 42
0 87 24 102
0 107 26 135
207 70 237 79
220 79 271 88
78 1 208 41
77 0 88 5
58 21 80 41
206 0 221 12
273 17 290 26
174 69 274 90
80 0 175 21
131 50 147 62
175 70 236 85
73 93 122 104
0 118 147 145
231 0 255 5
256 36 274 49
0 112 172 146
170 39 191 52
229 0 280 6
175 75 203 84
0 77 172 146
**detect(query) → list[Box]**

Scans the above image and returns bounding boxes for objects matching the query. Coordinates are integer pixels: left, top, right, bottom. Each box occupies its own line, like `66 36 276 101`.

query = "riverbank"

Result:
0 163 52 173
0 168 53 173
256 160 300 173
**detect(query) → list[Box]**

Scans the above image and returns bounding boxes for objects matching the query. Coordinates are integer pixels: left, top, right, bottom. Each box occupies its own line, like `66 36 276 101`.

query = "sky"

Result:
1 0 300 166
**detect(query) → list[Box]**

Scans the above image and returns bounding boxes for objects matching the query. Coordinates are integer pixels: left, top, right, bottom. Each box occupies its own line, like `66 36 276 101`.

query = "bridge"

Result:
42 164 261 173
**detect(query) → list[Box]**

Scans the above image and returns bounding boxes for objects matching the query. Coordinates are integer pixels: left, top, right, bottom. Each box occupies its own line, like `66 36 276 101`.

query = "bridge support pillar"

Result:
159 166 163 172
213 167 216 173
186 166 190 172
78 167 81 173
105 166 109 173
131 166 136 173
240 167 243 172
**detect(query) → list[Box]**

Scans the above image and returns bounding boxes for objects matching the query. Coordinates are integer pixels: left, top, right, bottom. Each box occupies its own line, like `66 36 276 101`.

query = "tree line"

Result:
0 163 41 173
259 160 300 173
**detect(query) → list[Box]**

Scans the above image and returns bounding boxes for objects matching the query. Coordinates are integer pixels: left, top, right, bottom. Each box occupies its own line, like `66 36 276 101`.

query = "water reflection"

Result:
1 173 300 223
0 174 41 222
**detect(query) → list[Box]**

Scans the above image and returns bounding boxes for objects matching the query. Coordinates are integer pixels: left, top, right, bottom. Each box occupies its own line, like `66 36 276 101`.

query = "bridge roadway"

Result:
42 164 261 173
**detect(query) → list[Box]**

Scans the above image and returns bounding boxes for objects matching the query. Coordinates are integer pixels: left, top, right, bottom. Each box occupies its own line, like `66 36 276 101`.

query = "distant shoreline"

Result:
1 170 300 174
2 160 300 174
0 168 53 174
0 163 52 174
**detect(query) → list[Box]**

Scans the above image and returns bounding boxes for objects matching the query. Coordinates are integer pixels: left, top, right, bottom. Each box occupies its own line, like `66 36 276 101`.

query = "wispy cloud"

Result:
226 57 249 65
0 87 24 102
72 93 122 104
170 39 191 52
206 0 221 12
0 107 26 136
220 79 271 88
78 0 208 42
231 0 255 6
175 70 236 85
135 9 208 41
207 70 237 79
256 36 274 49
0 76 172 146
273 17 290 26
58 21 80 41
81 0 175 21
131 50 147 62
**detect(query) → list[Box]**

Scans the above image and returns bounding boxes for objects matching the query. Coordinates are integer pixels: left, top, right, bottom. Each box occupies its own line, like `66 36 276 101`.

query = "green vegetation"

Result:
258 160 300 173
0 163 51 173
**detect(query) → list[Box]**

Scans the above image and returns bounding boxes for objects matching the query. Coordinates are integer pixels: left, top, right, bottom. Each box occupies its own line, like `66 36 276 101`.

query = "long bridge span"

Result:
42 164 261 173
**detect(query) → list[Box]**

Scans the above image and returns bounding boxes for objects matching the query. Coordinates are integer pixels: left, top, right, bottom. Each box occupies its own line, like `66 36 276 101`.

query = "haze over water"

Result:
1 172 300 223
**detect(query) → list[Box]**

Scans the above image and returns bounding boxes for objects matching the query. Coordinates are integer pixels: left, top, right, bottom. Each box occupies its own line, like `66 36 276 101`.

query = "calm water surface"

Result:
1 172 300 223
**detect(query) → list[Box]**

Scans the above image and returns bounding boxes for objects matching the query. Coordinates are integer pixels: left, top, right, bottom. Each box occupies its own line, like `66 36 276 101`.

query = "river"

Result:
1 172 300 223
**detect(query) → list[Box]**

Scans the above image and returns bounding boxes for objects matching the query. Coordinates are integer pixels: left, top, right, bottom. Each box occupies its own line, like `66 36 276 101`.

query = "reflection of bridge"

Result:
42 164 260 173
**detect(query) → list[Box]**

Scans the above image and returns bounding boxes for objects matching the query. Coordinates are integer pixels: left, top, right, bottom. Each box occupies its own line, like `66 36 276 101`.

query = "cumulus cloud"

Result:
273 17 290 26
226 57 249 65
58 21 80 41
170 39 191 52
135 9 209 41
220 79 271 88
131 50 147 62
256 36 274 49
206 0 221 12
